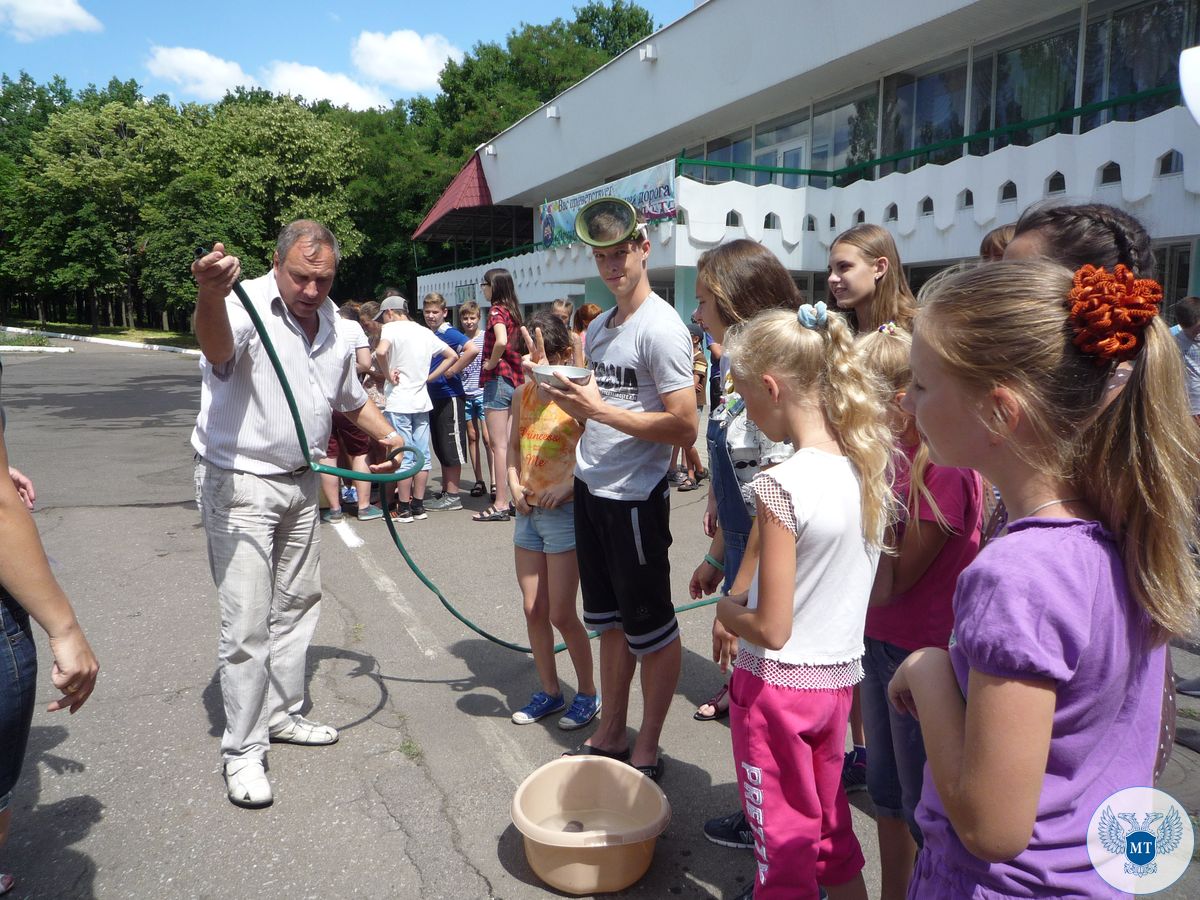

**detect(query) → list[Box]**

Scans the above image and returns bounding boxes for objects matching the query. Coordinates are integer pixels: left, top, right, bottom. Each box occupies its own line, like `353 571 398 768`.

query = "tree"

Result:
572 1 656 56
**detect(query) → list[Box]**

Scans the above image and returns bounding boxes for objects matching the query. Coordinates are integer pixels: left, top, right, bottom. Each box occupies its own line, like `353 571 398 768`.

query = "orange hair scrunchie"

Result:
1067 264 1162 364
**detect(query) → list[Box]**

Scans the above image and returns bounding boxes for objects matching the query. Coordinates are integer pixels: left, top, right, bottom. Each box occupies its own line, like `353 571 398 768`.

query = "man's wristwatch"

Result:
383 430 400 440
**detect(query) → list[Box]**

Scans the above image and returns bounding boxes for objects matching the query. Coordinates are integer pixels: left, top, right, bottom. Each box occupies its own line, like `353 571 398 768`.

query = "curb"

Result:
0 326 201 356
0 345 73 353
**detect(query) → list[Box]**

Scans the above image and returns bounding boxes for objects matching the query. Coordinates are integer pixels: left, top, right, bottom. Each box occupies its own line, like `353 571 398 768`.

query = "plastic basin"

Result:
511 756 671 895
531 365 592 387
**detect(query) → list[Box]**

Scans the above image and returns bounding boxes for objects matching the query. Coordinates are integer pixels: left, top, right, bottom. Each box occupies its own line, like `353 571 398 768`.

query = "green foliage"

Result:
0 2 655 326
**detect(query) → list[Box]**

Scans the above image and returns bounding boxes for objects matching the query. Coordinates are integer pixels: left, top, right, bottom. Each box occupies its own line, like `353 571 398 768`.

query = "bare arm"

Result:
353 346 372 375
426 344 457 383
716 500 794 650
890 649 1054 862
191 243 241 366
0 430 97 712
374 338 393 383
540 378 697 447
483 321 507 371
444 340 479 379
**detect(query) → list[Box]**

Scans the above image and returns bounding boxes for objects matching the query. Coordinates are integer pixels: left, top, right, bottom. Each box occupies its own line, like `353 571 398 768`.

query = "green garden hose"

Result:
225 269 718 655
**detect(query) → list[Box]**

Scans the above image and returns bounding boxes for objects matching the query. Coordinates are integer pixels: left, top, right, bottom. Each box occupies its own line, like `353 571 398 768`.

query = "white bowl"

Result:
531 365 592 387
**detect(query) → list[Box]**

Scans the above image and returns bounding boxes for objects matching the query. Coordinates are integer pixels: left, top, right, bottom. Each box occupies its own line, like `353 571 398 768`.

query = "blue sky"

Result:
0 1 695 108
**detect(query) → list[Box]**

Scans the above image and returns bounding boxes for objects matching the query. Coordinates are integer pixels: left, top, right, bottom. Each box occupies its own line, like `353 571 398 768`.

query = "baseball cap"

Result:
375 296 407 320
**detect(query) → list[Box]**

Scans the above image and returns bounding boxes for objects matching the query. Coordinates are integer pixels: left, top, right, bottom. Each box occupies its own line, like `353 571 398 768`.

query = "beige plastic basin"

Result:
511 756 671 895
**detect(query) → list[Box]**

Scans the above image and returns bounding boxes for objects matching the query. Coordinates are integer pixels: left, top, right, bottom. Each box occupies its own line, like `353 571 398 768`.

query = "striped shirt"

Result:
190 271 367 475
461 331 485 396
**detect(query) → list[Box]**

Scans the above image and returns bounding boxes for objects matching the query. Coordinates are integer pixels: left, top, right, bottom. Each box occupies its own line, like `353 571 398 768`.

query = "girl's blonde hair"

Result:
917 260 1200 639
726 308 893 547
831 224 916 332
855 327 949 532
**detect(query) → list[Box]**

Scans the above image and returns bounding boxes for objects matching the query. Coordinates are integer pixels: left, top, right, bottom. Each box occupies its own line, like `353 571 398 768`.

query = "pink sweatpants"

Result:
729 667 865 899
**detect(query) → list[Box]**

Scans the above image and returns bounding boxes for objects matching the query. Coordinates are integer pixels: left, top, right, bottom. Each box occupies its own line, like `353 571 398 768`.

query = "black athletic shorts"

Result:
430 394 468 468
574 476 678 655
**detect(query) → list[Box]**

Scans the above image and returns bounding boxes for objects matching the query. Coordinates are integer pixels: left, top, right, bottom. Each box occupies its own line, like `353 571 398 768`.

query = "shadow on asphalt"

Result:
7 373 199 430
6 725 101 899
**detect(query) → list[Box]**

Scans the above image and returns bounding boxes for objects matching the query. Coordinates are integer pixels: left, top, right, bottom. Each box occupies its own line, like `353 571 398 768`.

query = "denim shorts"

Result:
482 376 515 411
513 502 576 554
860 637 927 843
385 411 432 472
464 394 485 422
0 592 37 812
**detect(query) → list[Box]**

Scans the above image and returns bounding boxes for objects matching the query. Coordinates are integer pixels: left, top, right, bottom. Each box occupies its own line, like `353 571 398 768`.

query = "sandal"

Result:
490 483 496 502
0 874 13 896
470 481 486 498
633 757 665 783
693 684 730 722
562 743 630 762
677 477 699 492
472 505 510 522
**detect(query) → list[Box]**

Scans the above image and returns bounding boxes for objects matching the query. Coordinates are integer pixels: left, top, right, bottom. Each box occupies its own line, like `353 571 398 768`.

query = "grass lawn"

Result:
2 319 198 350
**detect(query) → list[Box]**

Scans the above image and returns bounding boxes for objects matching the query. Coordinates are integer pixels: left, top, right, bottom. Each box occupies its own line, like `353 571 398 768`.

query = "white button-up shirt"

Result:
191 270 367 475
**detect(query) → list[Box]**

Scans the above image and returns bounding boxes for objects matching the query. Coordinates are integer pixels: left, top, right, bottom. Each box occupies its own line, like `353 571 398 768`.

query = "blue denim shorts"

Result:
0 592 37 811
860 636 927 842
482 376 515 411
385 410 432 472
464 395 485 422
513 503 576 554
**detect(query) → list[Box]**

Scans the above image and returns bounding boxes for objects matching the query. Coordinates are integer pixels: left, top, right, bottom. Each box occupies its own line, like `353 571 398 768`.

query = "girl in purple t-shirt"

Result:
855 325 982 900
889 261 1197 898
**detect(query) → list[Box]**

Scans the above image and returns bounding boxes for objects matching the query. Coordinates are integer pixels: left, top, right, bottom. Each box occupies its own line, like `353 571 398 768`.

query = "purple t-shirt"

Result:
914 518 1165 899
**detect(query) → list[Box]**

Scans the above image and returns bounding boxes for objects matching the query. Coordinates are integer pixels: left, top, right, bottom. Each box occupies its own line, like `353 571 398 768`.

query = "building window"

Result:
1158 150 1183 176
726 210 743 226
1000 181 1018 202
884 203 898 222
854 209 865 224
680 144 705 182
754 109 812 188
958 189 974 209
764 213 781 229
811 83 879 188
1099 161 1122 185
805 215 817 232
970 14 1081 152
829 214 837 230
920 197 934 216
1082 0 1192 132
1046 171 1067 194
881 54 968 175
707 130 753 184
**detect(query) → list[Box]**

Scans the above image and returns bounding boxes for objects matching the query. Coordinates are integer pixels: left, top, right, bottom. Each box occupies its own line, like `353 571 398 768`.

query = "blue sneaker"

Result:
511 691 565 725
557 693 601 730
341 485 358 505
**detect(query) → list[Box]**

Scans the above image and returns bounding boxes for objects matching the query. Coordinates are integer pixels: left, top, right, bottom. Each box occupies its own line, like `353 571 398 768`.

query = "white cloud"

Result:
352 29 462 93
262 61 389 110
146 46 257 102
0 0 101 42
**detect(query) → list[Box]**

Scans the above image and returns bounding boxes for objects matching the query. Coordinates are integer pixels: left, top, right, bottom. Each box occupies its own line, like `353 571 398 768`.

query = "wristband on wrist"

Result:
383 430 399 440
703 553 725 572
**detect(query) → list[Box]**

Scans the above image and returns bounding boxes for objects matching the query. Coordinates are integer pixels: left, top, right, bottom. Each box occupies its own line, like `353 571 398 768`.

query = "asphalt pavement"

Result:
0 340 1196 899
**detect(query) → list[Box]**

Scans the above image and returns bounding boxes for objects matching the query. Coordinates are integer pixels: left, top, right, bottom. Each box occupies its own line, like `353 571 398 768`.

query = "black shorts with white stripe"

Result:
430 394 469 468
574 476 678 656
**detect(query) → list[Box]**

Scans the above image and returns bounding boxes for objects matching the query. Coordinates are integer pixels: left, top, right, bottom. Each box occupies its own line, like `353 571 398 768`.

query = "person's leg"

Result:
465 410 483 486
318 431 342 516
813 687 867 900
545 548 594 697
410 412 433 511
632 637 680 767
350 452 374 515
861 639 915 900
264 473 324 732
515 545 558 697
587 630 635 752
442 395 467 496
197 463 280 761
486 406 511 509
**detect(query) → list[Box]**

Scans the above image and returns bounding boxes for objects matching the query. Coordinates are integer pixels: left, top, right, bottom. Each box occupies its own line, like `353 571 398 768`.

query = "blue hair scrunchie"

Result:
797 301 828 330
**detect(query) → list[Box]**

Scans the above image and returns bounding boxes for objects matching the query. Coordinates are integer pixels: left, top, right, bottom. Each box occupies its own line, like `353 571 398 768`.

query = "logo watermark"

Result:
1087 786 1194 894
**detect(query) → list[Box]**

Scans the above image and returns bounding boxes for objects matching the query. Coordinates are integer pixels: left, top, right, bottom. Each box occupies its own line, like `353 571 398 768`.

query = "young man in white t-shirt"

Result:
373 297 456 522
539 200 696 781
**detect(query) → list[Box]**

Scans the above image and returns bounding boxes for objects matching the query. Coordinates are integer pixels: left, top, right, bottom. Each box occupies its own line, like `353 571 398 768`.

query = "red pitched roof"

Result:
413 153 493 240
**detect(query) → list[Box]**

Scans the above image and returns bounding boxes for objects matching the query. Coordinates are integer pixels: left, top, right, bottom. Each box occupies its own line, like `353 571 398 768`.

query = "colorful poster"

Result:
538 161 676 249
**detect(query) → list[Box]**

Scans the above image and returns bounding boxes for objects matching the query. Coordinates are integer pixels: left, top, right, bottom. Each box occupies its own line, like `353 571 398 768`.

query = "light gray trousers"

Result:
195 459 322 761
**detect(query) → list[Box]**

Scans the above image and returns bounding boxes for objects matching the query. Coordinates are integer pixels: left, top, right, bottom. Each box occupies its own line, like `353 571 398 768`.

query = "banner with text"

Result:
537 161 676 249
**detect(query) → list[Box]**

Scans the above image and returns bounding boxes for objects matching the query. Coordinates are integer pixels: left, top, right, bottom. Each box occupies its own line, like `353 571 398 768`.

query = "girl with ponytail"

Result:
889 260 1199 897
716 303 891 900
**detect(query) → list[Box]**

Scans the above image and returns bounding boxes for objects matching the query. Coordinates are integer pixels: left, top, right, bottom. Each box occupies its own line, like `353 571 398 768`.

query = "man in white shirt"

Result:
191 220 403 809
1174 296 1200 424
372 297 456 522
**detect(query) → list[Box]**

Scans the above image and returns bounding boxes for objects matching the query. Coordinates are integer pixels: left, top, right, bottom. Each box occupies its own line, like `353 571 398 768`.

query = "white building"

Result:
415 0 1199 322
